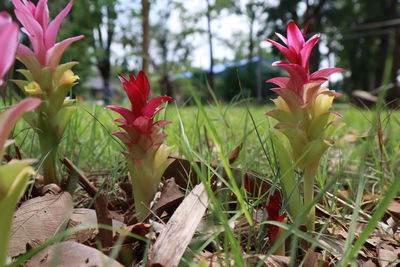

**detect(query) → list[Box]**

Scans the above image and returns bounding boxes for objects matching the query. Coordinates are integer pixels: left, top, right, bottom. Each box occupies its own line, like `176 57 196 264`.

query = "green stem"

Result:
127 161 159 222
303 168 316 232
38 133 59 185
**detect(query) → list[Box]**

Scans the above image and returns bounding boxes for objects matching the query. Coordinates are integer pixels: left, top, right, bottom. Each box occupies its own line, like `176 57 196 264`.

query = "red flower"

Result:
107 71 173 159
265 194 286 244
266 22 344 101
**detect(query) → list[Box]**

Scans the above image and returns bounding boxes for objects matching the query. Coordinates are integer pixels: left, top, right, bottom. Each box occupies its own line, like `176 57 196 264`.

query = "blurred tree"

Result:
152 0 198 97
203 0 237 91
141 0 151 74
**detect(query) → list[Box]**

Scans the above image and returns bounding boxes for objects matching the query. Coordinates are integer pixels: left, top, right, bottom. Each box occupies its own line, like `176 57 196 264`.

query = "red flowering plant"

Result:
108 71 174 221
11 0 84 185
266 22 345 232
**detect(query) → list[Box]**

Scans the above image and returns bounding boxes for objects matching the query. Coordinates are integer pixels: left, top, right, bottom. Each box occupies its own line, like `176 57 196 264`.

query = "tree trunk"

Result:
387 26 400 107
141 0 151 74
206 0 215 91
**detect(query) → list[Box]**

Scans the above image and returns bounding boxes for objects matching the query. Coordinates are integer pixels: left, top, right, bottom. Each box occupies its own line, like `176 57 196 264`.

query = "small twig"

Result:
94 192 113 248
61 158 98 198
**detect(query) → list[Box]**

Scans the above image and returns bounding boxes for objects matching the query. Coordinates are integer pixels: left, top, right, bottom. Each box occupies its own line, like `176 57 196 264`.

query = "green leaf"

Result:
16 69 34 81
0 162 34 267
270 130 302 220
54 106 77 136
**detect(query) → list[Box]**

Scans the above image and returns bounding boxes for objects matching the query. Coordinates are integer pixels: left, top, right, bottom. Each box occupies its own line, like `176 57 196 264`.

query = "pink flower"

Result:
0 12 19 86
266 22 344 108
13 0 84 68
107 71 173 159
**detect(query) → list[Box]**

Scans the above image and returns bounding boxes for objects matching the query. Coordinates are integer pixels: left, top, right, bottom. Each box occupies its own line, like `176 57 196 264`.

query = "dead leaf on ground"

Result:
359 259 378 267
228 143 242 164
195 252 290 267
25 241 123 267
378 243 400 267
115 223 151 244
8 192 74 257
151 178 184 217
67 208 126 243
304 249 325 267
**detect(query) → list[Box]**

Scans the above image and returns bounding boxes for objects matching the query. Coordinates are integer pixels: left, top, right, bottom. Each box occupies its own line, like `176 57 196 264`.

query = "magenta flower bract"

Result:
0 12 19 86
267 22 344 109
265 195 286 244
108 71 173 159
13 0 84 68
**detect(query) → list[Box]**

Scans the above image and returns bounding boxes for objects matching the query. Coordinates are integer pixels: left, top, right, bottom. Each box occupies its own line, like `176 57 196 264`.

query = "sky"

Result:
116 0 343 81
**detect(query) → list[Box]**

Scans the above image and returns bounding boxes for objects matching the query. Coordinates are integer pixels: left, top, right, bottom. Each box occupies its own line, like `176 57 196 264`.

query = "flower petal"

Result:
45 35 84 68
142 96 173 118
45 0 74 48
311 68 345 80
107 105 135 123
0 18 19 81
267 39 299 64
266 77 290 88
286 21 304 53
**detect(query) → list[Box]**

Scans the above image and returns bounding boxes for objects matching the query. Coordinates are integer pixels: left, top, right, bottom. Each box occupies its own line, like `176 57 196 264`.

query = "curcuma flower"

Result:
108 71 174 221
13 0 83 68
266 22 345 232
0 12 19 86
11 0 83 185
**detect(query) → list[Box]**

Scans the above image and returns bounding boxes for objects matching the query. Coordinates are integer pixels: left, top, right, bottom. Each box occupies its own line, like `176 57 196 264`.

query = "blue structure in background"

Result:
174 57 285 101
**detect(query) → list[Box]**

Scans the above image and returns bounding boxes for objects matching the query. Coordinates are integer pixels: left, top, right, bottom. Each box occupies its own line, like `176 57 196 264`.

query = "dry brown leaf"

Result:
151 178 184 217
387 200 400 221
67 208 126 243
228 143 242 164
195 252 290 267
115 223 151 244
303 249 323 267
8 192 73 257
25 241 123 267
359 259 378 267
378 243 400 267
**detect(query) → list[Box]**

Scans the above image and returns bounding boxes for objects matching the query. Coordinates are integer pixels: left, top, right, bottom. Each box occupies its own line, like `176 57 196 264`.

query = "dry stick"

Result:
61 158 98 197
147 183 208 267
61 158 113 247
94 192 113 248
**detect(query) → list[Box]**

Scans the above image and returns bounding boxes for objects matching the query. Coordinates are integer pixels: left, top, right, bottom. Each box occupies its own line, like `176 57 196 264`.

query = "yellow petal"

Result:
59 70 79 85
311 88 335 117
24 81 42 95
272 96 290 113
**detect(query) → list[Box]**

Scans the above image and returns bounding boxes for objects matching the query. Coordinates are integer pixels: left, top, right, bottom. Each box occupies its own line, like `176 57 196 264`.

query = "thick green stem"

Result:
303 168 316 232
38 132 59 185
42 149 58 185
127 161 159 221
